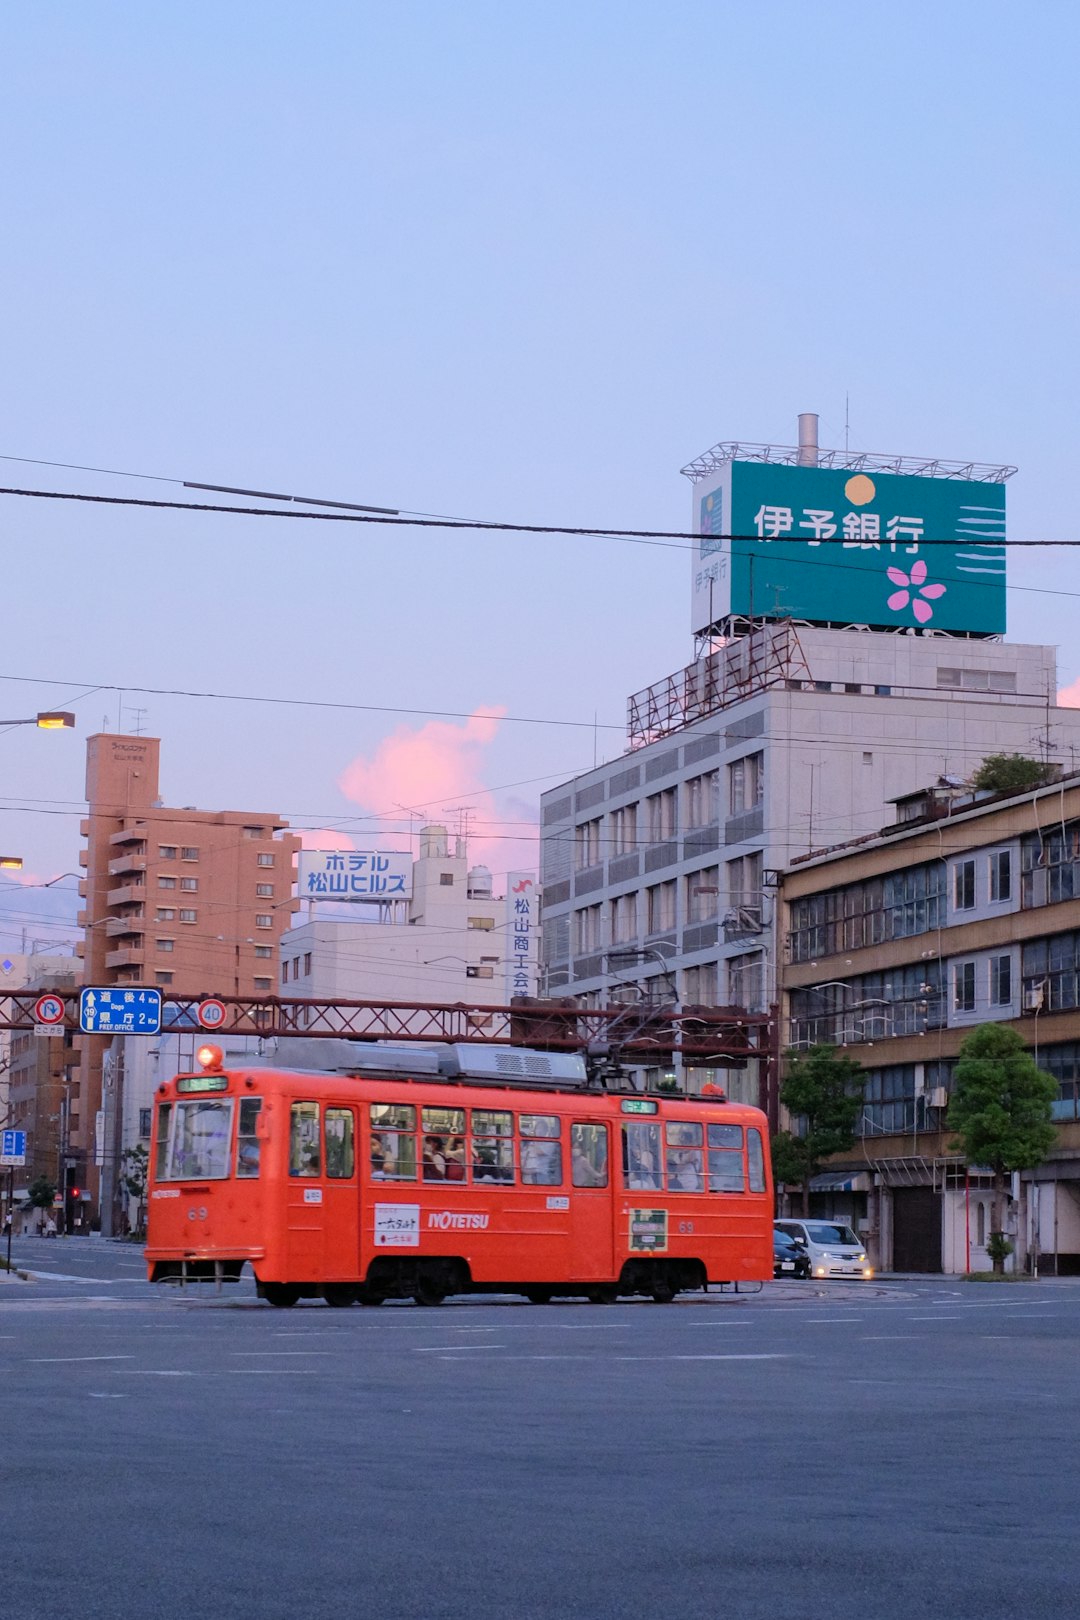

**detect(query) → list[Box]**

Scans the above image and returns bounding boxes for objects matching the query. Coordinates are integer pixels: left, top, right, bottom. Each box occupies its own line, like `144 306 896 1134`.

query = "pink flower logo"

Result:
886 560 946 624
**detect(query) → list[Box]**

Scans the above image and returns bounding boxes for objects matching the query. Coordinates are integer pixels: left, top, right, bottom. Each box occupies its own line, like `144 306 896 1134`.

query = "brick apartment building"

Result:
74 733 300 1222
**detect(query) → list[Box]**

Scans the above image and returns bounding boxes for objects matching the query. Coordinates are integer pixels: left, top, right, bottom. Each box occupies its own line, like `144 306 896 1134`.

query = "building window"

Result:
281 961 289 983
646 880 676 935
728 753 764 815
439 873 454 887
645 790 677 843
155 938 175 953
683 961 718 1004
466 965 494 979
575 818 603 870
181 847 199 861
179 909 197 923
243 826 266 839
954 860 976 911
685 868 719 924
610 803 638 857
727 851 763 909
253 976 272 992
468 917 495 931
255 914 273 928
256 884 274 898
989 850 1012 903
728 952 764 1011
138 1108 152 1138
155 971 173 986
257 852 275 867
954 960 977 1012
686 772 719 829
158 876 177 890
574 905 603 953
610 891 639 944
156 908 176 922
158 845 177 860
990 955 1012 1007
180 877 198 893
254 944 272 959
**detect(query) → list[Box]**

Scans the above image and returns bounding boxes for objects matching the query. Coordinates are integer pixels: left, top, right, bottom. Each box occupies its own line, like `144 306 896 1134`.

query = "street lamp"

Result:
0 712 76 730
0 857 23 871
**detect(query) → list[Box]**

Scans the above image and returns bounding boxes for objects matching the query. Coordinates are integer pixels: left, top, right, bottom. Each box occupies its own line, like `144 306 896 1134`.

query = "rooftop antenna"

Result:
129 707 147 737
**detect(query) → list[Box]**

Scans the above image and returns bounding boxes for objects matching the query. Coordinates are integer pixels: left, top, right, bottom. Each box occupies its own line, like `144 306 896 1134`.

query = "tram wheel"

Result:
357 1287 386 1307
525 1288 554 1305
263 1283 301 1309
323 1285 358 1308
414 1277 447 1308
588 1285 619 1305
651 1276 676 1305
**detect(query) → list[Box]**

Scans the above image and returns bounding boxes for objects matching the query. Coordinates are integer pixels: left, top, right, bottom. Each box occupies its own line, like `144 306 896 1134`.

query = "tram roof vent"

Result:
439 1044 587 1086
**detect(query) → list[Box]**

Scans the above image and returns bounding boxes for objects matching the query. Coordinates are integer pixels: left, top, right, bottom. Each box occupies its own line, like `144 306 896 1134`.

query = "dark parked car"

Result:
773 1228 811 1279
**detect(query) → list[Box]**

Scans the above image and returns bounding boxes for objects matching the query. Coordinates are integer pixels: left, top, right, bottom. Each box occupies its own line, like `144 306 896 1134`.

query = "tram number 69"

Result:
678 1220 694 1235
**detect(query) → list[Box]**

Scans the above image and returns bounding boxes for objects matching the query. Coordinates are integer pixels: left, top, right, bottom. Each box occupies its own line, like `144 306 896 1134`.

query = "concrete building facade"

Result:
780 772 1080 1274
539 625 1080 1108
280 825 538 1010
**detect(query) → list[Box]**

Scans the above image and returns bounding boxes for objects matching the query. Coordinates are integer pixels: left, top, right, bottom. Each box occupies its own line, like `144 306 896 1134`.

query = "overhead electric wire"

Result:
0 481 1071 549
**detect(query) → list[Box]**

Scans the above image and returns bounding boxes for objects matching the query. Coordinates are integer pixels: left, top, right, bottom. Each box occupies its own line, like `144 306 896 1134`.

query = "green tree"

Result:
773 1044 865 1215
971 754 1050 795
947 1024 1057 1273
25 1175 56 1210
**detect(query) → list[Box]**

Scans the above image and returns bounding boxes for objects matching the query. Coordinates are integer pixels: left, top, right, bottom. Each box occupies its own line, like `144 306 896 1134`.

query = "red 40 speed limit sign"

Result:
197 998 228 1031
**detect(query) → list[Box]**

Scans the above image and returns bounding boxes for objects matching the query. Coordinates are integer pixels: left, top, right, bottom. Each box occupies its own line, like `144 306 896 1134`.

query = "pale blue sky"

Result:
1 1 1078 947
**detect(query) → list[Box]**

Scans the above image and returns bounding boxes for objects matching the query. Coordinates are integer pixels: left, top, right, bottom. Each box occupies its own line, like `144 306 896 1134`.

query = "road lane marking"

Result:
614 1353 789 1362
802 1317 863 1323
29 1354 134 1363
414 1344 506 1352
231 1350 338 1357
908 1315 962 1321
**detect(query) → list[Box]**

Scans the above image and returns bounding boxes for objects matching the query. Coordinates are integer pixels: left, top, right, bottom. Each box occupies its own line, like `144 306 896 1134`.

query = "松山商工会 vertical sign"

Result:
691 462 1006 636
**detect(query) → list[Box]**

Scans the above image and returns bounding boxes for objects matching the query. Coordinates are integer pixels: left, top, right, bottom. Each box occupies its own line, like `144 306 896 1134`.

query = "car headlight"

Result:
857 1253 867 1262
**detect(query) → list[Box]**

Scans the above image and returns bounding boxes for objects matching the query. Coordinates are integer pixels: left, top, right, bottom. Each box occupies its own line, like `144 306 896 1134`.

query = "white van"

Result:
774 1220 873 1280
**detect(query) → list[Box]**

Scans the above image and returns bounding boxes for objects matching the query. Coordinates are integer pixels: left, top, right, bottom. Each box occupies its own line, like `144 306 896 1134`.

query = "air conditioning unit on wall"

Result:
1023 986 1045 1012
927 1087 949 1109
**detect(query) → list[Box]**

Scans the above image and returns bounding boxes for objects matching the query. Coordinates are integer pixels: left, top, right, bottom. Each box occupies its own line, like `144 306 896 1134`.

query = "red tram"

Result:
145 1040 773 1306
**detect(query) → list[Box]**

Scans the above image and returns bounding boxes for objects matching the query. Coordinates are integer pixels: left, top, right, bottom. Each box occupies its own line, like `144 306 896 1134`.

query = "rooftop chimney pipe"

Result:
797 412 819 467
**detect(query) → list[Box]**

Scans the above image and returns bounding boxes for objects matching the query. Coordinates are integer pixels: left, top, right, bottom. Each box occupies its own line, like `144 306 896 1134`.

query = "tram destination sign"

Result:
79 987 163 1036
691 461 1007 636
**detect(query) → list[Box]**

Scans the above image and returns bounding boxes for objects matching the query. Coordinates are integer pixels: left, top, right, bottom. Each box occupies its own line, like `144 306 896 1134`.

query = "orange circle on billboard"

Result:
844 474 876 506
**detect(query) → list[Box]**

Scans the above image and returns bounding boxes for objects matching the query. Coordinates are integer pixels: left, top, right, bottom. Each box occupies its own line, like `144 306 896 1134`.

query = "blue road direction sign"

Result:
1 1128 27 1166
79 987 163 1036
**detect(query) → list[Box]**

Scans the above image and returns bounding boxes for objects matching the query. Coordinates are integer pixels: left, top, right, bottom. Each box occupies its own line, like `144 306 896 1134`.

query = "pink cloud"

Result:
337 707 537 880
1059 679 1080 708
296 827 356 852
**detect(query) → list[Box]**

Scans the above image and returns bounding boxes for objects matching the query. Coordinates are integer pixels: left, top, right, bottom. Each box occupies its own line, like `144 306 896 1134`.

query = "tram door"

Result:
321 1106 360 1281
569 1122 615 1281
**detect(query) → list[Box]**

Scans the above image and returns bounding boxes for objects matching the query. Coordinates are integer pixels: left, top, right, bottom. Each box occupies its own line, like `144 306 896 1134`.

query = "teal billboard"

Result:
692 462 1006 636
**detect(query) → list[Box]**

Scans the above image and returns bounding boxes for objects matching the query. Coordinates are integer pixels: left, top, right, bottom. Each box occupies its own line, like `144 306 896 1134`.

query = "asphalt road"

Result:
3 1239 1079 1620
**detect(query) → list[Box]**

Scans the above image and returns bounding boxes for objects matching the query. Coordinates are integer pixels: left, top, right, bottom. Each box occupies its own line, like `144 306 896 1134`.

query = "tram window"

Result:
665 1122 703 1192
290 1102 321 1177
325 1109 355 1179
706 1123 744 1193
370 1104 417 1181
471 1109 514 1183
571 1123 608 1188
236 1098 263 1177
422 1106 467 1182
164 1100 234 1181
155 1103 173 1179
747 1128 766 1193
622 1121 662 1190
520 1115 562 1186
